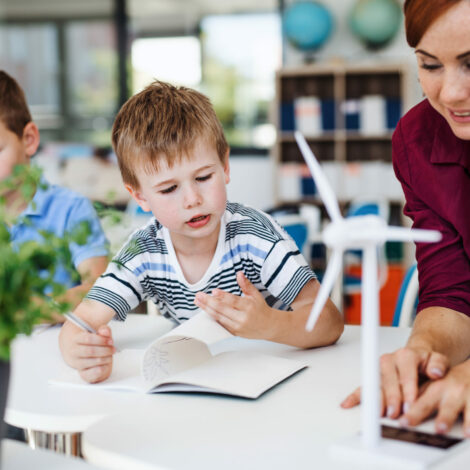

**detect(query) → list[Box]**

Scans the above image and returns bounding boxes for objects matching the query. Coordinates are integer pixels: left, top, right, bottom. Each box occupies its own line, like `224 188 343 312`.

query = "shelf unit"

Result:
274 61 414 205
273 63 415 322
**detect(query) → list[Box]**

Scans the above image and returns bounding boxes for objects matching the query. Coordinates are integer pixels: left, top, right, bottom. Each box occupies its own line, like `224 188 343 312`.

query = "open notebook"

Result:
51 311 307 399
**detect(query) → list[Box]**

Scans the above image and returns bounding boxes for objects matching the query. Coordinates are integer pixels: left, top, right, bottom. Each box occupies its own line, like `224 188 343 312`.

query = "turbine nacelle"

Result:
322 215 387 249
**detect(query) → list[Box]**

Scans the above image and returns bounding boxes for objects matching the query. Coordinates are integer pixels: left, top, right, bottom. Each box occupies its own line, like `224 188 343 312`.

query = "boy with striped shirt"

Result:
59 81 343 383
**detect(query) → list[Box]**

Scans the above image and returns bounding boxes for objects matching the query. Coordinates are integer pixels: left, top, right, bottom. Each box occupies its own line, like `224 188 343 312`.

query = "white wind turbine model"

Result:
294 132 456 469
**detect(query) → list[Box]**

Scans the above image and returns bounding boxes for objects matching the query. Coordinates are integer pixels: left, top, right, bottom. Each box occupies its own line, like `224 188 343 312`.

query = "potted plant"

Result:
0 165 91 450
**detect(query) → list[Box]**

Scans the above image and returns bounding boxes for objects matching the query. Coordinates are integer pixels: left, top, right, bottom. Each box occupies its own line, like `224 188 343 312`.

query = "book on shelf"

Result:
51 311 307 399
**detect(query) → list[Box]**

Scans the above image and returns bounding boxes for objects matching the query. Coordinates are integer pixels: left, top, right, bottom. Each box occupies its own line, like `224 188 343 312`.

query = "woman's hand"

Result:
401 359 470 437
194 271 275 340
341 346 450 419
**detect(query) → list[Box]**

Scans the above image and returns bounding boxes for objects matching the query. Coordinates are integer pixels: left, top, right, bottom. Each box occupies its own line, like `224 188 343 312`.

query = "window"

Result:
200 12 282 150
0 23 60 125
66 21 117 118
65 20 118 144
132 36 201 93
0 19 117 145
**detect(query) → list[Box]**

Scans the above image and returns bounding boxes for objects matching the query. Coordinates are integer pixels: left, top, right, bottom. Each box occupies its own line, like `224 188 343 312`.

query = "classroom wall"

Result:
226 156 275 211
283 0 421 104
284 0 412 63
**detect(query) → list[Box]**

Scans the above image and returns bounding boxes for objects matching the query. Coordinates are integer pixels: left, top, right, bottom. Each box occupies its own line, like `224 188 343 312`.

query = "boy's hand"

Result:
195 271 275 340
59 322 116 384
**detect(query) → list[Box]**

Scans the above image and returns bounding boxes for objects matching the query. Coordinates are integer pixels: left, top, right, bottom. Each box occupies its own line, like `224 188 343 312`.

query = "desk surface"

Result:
81 326 469 470
6 314 175 433
1 439 103 469
7 316 470 470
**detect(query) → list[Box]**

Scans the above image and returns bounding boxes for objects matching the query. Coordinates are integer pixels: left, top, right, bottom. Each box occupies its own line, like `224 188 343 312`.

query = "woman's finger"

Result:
395 348 424 409
424 351 449 380
400 381 441 427
380 354 402 418
341 387 361 408
434 385 465 434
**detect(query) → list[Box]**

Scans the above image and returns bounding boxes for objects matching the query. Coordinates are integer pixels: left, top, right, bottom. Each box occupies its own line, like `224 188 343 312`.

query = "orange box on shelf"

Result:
343 264 406 326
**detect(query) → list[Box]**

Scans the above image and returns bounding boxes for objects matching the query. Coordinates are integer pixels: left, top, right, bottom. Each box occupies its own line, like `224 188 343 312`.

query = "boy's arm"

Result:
195 273 344 349
59 298 117 383
284 278 344 348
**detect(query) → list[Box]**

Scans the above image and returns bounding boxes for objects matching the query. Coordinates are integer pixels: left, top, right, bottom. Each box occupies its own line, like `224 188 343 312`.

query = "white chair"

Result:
146 300 160 316
392 263 419 327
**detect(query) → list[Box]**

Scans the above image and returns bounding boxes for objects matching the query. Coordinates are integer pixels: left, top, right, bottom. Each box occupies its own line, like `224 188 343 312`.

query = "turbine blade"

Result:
306 248 343 331
294 131 342 222
378 226 441 243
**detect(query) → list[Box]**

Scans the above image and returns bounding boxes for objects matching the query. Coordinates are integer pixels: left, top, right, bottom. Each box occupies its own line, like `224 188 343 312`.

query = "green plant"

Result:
0 165 91 360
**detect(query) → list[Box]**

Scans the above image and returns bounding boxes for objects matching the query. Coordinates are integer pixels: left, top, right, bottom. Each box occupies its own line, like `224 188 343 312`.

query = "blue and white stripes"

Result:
87 202 316 322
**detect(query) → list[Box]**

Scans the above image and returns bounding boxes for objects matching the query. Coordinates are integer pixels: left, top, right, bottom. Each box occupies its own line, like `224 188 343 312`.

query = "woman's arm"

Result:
342 306 470 431
407 307 470 366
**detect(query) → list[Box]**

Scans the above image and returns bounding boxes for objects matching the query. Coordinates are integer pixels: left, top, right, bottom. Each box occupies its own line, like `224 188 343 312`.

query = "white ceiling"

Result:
0 0 279 18
0 0 279 34
0 0 113 18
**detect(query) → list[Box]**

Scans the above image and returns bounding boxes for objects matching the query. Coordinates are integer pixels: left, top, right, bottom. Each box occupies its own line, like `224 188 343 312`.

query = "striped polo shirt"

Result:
87 202 316 323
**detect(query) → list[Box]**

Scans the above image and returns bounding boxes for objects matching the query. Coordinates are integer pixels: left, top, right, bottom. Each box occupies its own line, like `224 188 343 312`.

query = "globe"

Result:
349 0 402 49
283 1 334 52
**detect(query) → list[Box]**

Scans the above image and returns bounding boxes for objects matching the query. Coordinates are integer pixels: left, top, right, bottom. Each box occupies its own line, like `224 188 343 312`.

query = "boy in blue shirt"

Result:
0 70 109 316
60 81 343 383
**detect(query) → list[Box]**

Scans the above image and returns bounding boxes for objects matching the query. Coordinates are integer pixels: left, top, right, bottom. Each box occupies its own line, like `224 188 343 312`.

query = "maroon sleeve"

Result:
392 121 470 317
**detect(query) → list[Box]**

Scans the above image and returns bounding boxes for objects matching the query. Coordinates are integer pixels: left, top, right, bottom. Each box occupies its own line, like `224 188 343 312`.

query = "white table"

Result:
5 314 174 453
81 326 470 470
1 439 104 469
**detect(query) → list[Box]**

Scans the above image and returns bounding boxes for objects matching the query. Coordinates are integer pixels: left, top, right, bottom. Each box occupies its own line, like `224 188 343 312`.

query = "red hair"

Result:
404 0 462 47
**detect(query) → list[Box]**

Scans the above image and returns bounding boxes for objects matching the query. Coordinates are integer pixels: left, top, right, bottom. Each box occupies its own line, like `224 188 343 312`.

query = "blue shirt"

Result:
10 180 109 288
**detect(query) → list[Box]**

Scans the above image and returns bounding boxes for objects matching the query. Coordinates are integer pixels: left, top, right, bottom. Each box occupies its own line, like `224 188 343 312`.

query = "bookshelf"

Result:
274 62 414 205
273 62 415 320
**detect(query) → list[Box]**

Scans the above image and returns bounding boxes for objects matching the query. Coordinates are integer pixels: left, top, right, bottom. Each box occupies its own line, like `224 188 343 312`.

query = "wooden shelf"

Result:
279 130 394 142
274 61 413 204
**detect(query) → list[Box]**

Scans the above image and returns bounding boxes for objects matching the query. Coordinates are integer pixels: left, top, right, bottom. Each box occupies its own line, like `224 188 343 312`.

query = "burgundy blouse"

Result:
393 99 470 317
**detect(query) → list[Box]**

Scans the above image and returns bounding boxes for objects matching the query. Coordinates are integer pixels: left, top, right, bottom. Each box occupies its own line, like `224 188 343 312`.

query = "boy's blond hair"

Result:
112 80 229 189
0 71 32 138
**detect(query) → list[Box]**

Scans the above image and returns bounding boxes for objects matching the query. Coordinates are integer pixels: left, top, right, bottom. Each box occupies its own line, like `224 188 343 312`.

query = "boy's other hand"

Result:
59 322 116 384
194 271 275 340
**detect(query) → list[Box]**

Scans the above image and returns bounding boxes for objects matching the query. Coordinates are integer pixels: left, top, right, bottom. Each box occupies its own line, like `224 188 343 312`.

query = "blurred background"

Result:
0 0 422 324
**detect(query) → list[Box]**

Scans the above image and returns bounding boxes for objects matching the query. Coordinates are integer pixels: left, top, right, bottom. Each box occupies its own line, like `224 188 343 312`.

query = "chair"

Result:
146 300 160 316
392 263 419 327
265 205 316 261
274 213 309 256
343 198 390 293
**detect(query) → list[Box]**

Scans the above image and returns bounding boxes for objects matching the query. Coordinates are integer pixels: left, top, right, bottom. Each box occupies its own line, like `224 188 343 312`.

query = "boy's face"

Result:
127 138 230 246
0 120 38 181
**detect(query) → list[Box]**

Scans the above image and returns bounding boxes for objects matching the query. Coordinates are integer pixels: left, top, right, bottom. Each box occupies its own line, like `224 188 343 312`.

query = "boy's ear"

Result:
22 122 40 158
223 149 230 184
124 184 151 213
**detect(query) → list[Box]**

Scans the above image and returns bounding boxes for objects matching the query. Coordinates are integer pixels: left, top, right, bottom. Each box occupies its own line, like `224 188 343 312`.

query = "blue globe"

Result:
283 1 334 52
349 0 402 49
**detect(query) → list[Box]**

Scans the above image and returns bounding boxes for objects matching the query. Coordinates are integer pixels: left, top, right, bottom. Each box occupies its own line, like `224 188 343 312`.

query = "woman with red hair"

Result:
343 0 470 437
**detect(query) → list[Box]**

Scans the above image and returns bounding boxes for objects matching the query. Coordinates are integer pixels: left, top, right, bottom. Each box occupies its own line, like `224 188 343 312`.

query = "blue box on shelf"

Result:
301 176 316 196
280 102 295 131
321 99 335 131
386 98 402 130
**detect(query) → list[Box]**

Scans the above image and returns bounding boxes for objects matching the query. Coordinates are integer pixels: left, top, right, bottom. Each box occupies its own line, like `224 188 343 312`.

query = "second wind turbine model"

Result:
294 132 455 469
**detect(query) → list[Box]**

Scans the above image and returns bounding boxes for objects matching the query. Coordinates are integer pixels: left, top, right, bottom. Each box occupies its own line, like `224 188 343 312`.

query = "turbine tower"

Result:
294 132 452 468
